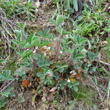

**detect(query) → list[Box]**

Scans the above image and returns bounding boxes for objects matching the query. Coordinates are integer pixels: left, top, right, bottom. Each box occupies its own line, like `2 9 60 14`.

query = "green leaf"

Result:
88 52 97 60
27 33 34 44
73 0 78 11
0 59 5 64
67 0 71 11
32 94 37 103
17 23 25 30
14 68 25 76
56 15 66 26
31 36 40 47
0 74 6 81
17 96 25 103
5 70 11 76
26 1 33 8
61 29 71 35
73 48 77 58
81 49 87 55
89 0 93 5
76 54 85 59
37 72 42 77
60 85 65 90
54 65 68 72
73 92 84 98
22 49 32 58
50 18 56 25
7 76 14 80
38 41 51 48
62 81 67 85
41 74 45 79
0 97 6 108
94 76 98 85
17 34 22 42
14 30 21 35
12 39 18 45
73 81 79 86
37 88 42 94
106 38 110 45
18 41 25 46
1 91 10 97
37 31 44 37
73 86 78 92
80 38 88 45
68 100 73 105
10 92 15 97
1 88 12 97
44 28 50 35
23 42 31 48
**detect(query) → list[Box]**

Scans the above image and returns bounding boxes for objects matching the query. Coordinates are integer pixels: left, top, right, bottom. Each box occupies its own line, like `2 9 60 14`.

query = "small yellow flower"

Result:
70 75 75 79
70 78 76 83
97 9 101 13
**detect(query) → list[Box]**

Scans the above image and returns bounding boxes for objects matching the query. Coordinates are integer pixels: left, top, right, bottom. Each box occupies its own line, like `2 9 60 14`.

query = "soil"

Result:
25 5 55 33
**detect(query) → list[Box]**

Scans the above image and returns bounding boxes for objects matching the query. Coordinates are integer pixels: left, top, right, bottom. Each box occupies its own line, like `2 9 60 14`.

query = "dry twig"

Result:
0 7 17 57
0 77 19 93
87 75 103 102
95 60 110 66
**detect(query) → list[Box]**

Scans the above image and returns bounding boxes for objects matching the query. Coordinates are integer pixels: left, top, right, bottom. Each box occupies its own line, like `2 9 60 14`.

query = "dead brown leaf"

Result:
50 87 57 92
47 93 55 102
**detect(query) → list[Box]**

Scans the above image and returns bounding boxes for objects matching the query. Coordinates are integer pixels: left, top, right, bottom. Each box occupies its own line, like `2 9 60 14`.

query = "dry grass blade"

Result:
95 60 110 66
87 75 103 102
0 8 17 57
